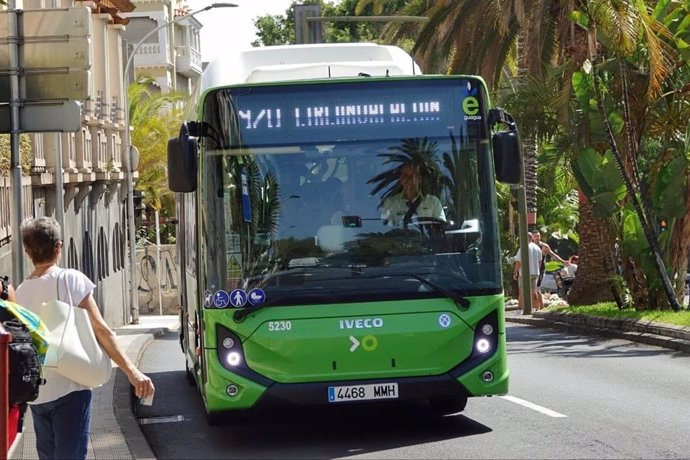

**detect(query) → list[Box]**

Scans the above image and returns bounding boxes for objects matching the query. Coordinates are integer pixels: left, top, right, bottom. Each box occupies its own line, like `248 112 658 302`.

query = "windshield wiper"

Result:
233 293 289 322
357 270 471 311
233 271 471 321
233 287 353 322
357 268 471 310
408 274 470 311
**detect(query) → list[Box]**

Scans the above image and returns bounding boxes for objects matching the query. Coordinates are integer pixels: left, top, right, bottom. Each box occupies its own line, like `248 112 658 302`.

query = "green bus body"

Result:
171 71 515 421
197 295 508 412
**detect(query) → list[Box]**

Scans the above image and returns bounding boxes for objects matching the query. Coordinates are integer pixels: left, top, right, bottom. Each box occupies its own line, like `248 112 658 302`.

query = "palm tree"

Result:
239 159 282 281
129 76 184 218
441 132 479 226
367 137 443 207
0 134 32 175
644 64 690 301
581 2 681 310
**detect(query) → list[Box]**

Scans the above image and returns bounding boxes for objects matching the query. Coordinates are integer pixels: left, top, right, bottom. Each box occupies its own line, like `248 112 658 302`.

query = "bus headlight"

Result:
216 326 247 371
215 324 274 386
471 310 498 358
449 310 501 379
476 338 491 353
226 351 242 367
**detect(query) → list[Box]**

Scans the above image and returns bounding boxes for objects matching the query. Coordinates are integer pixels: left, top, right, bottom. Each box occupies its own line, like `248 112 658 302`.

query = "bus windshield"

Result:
198 78 502 307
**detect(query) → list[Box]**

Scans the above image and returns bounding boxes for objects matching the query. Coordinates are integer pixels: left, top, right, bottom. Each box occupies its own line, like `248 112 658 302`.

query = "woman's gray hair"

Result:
21 216 62 264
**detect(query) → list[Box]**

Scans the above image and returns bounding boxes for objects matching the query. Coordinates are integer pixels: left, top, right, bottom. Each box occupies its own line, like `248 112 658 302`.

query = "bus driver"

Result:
380 163 445 226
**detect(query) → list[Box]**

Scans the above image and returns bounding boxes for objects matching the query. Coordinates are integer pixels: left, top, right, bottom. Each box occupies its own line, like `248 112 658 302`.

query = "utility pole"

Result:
8 1 24 284
517 169 532 315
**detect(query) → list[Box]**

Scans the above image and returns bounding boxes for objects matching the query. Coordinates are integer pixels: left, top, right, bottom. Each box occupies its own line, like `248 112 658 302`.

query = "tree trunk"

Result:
669 176 690 299
621 255 648 310
567 190 616 305
591 61 681 311
523 134 538 226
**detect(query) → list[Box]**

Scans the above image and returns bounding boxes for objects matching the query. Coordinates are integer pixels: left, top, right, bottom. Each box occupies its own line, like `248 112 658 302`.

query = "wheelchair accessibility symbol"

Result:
213 290 230 308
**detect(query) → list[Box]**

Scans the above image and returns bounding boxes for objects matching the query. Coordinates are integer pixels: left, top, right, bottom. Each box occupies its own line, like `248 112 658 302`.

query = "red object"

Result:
7 405 19 448
1 323 10 457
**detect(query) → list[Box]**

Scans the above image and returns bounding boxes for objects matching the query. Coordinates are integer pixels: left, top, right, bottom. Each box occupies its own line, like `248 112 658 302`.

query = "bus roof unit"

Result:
202 43 422 88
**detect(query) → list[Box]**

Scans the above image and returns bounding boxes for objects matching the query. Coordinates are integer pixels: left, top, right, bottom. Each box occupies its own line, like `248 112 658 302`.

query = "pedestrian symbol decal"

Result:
247 288 266 306
213 290 230 308
230 289 247 307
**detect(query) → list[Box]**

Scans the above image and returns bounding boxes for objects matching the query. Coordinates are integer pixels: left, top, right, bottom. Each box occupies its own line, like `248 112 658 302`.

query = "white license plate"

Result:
328 383 399 403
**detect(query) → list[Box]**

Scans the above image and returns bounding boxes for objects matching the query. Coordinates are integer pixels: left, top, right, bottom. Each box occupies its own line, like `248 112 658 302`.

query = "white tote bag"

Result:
40 269 112 388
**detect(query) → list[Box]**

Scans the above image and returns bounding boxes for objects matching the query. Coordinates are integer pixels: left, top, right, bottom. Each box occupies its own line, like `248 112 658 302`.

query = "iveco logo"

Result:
339 318 384 329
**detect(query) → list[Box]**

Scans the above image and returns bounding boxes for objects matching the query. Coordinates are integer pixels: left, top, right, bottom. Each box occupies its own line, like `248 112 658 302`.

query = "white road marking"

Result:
501 395 567 418
138 415 187 425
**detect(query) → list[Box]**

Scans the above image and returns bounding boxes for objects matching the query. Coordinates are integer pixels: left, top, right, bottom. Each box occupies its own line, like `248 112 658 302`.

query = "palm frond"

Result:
367 137 443 204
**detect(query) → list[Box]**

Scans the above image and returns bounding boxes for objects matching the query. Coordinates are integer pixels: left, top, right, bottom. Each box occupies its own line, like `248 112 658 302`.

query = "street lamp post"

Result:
122 2 237 323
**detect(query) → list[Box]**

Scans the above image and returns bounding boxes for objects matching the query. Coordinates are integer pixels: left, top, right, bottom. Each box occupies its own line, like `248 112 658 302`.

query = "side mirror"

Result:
492 130 521 184
168 122 198 193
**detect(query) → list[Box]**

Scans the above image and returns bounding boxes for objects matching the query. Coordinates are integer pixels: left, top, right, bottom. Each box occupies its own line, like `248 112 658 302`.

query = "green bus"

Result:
168 44 520 423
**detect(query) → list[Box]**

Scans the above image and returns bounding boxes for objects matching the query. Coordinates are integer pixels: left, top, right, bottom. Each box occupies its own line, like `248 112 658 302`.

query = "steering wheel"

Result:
405 216 447 237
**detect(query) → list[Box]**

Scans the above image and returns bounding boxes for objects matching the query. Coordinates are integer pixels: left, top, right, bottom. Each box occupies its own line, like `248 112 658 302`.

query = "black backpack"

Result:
0 308 44 404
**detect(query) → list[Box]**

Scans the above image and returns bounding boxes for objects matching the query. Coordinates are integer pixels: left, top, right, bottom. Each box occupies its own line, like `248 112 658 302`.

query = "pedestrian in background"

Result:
15 216 155 460
513 231 544 311
532 232 567 301
564 255 579 278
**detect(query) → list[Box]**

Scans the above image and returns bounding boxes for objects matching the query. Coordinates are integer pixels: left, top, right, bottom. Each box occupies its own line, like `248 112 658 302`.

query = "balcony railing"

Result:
175 45 202 77
134 43 169 67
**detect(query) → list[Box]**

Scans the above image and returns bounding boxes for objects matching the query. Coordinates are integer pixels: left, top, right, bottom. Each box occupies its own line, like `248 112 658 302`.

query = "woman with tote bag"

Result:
15 217 155 460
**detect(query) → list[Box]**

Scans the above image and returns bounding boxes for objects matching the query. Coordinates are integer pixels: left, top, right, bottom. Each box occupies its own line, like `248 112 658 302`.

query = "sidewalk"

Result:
505 307 690 353
8 315 179 460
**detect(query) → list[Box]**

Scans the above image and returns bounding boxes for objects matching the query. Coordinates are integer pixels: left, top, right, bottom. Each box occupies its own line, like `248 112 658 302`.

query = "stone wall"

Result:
136 244 180 316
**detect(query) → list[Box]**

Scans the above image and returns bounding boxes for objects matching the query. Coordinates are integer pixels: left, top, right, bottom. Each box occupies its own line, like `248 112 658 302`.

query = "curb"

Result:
113 326 172 460
506 310 690 353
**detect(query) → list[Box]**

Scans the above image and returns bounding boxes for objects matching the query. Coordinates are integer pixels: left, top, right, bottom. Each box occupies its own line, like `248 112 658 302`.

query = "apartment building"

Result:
123 0 204 95
0 0 204 326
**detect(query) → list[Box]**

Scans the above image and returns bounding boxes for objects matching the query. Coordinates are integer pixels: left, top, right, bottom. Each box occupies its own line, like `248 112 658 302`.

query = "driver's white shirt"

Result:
381 193 446 225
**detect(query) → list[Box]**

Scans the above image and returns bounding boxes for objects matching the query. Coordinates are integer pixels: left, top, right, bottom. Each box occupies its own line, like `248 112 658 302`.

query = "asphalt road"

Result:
136 324 690 459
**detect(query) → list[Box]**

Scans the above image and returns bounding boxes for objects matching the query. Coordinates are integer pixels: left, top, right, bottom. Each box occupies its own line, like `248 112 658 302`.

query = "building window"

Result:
66 238 78 270
112 223 121 271
98 227 109 280
82 231 95 282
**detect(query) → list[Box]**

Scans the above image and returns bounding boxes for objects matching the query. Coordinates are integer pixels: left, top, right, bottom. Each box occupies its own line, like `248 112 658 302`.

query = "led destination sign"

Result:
208 78 484 147
240 100 442 130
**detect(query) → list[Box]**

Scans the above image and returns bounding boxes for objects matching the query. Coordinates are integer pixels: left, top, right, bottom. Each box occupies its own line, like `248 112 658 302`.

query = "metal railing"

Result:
1 321 9 458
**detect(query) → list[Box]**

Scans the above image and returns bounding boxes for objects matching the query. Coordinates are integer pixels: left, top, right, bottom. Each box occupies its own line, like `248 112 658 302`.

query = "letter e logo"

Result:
462 97 479 116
